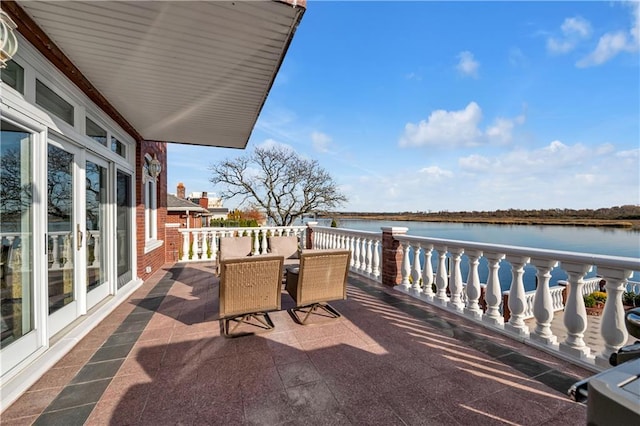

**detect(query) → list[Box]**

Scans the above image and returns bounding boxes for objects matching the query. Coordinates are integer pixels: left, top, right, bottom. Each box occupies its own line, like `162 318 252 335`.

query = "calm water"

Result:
317 219 640 291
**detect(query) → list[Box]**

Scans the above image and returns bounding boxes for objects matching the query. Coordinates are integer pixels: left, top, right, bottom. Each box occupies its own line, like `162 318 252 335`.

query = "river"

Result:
315 219 640 291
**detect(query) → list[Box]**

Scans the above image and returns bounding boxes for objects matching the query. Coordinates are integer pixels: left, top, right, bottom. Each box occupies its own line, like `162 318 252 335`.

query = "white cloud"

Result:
418 166 454 180
576 3 639 67
341 143 639 212
399 103 525 148
257 138 295 153
311 131 332 153
547 16 592 54
577 31 631 67
486 114 526 145
456 51 479 78
399 102 483 148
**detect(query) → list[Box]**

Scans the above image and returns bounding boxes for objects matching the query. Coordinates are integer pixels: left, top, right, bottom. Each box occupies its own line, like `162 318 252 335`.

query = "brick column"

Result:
381 227 408 287
305 221 318 249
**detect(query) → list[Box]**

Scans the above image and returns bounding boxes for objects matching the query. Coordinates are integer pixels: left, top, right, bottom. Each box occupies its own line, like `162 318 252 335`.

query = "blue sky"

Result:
168 1 640 213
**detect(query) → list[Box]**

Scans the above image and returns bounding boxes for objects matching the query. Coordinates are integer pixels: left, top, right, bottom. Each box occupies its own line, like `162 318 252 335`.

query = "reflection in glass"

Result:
86 118 107 146
48 144 75 314
36 80 74 126
1 120 33 348
111 136 125 158
1 60 25 94
116 171 132 288
86 162 106 292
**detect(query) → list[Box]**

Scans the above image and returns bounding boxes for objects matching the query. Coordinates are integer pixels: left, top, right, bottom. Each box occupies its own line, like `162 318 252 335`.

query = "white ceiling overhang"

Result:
16 1 305 148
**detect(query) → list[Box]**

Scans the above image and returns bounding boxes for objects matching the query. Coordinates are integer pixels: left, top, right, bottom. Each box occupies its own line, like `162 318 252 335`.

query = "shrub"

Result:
623 292 640 307
583 294 597 308
592 291 607 303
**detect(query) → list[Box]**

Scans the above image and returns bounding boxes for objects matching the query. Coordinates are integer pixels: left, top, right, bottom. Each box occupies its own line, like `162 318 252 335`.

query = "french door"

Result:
47 138 111 336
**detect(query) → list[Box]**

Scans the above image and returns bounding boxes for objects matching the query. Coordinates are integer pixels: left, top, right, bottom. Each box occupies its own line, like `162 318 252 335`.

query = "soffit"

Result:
17 1 304 148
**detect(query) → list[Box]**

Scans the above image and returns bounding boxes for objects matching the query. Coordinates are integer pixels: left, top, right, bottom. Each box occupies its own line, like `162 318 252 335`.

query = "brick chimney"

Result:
177 182 185 199
199 191 208 209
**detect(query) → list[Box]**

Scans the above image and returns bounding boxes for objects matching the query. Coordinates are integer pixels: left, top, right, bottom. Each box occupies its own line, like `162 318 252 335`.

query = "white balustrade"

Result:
177 226 306 262
386 232 639 370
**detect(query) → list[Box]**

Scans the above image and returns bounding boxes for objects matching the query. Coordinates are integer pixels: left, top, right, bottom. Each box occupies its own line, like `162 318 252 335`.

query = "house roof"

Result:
9 0 306 148
167 194 208 213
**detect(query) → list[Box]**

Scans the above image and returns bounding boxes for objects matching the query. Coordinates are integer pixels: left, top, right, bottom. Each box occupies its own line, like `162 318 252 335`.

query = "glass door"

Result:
85 155 109 309
1 119 39 374
47 139 81 336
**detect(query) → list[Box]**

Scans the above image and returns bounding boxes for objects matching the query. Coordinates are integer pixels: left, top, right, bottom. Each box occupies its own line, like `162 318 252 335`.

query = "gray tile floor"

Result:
1 263 592 425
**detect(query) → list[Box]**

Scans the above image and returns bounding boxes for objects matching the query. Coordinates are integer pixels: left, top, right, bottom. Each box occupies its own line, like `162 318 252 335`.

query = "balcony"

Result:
3 223 638 423
1 262 592 424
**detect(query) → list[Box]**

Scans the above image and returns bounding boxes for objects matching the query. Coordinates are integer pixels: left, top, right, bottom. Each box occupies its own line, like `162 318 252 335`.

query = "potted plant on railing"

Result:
623 291 640 309
584 291 607 316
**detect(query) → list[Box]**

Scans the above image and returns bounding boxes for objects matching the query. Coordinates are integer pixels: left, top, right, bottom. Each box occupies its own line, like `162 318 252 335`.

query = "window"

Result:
35 79 74 125
116 171 132 288
0 120 34 348
145 179 157 242
111 136 125 158
86 117 107 146
1 60 24 94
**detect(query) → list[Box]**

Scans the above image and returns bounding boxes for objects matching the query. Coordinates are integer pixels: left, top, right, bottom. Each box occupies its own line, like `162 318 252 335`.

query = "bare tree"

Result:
210 146 346 226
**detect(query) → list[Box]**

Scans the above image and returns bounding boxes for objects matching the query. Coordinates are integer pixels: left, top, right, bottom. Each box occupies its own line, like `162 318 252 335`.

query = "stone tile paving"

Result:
1 263 592 425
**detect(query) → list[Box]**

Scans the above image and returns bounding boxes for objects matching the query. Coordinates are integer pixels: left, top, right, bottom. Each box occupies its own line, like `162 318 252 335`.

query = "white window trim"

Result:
143 173 163 254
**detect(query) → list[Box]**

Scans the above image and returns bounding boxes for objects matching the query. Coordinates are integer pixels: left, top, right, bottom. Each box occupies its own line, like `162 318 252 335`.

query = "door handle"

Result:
77 224 83 251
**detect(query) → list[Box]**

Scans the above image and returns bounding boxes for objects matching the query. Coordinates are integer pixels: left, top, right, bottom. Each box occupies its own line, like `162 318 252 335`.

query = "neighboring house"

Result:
186 190 229 223
0 0 305 409
165 193 208 262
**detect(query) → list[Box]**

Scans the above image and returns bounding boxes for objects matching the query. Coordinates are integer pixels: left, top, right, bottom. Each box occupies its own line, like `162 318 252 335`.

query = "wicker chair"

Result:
218 255 284 337
285 249 351 324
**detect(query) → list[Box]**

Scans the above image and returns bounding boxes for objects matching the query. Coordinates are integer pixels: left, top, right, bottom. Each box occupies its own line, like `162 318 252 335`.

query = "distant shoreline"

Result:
322 213 640 230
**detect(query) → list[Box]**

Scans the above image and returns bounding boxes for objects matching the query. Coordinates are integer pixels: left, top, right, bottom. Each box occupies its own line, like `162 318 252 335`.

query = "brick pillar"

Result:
305 222 317 249
381 227 408 287
502 293 511 322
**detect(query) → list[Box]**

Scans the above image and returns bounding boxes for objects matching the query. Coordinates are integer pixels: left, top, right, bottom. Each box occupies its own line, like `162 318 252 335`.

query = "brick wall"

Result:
381 227 408 287
136 140 168 281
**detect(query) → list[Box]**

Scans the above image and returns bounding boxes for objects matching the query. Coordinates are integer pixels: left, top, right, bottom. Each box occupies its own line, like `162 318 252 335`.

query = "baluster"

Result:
50 235 59 269
411 244 422 292
353 237 361 270
372 239 381 279
421 244 434 299
181 231 189 261
482 252 505 326
595 267 632 367
211 232 218 261
400 242 411 289
251 230 259 255
92 234 100 266
261 230 269 255
464 249 483 319
559 262 592 359
505 255 530 337
365 238 373 276
346 236 354 268
433 245 449 305
530 258 558 346
448 248 465 311
63 234 72 268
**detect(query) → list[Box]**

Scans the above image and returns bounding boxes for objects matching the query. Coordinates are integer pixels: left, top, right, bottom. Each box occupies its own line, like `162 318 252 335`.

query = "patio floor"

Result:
1 263 592 425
